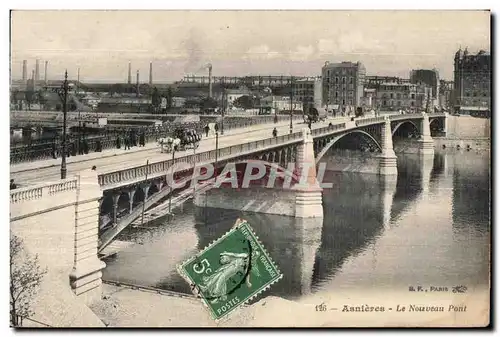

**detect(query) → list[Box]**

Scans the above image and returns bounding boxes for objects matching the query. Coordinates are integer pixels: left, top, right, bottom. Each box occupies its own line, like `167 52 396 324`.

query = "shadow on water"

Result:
102 150 491 299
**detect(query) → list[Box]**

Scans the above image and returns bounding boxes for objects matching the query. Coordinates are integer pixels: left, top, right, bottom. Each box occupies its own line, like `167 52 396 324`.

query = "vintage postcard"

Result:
9 10 491 328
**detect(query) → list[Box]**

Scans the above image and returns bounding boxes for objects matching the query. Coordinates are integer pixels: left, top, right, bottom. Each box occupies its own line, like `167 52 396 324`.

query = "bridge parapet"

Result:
10 178 78 209
310 122 346 136
99 131 305 189
355 116 386 127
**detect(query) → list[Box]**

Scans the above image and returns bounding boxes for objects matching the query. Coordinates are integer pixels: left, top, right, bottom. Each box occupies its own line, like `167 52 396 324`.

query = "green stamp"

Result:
177 219 283 321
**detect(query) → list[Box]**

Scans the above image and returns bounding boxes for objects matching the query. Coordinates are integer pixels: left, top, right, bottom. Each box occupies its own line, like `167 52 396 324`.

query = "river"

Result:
102 149 491 302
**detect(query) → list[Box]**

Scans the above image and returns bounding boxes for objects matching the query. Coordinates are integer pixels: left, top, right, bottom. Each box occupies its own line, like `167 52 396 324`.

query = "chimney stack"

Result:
44 61 48 84
22 60 27 83
149 62 153 85
208 64 213 99
128 62 132 84
31 69 35 90
136 70 140 96
35 59 40 82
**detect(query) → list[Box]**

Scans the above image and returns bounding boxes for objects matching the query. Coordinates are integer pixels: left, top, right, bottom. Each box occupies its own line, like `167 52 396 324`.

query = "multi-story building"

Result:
259 95 303 114
439 80 454 111
410 69 440 107
321 61 366 113
293 77 322 114
453 48 491 116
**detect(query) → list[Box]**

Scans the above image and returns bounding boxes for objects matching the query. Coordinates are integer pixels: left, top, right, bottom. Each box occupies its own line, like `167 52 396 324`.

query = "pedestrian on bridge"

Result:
116 135 122 149
124 135 130 150
10 179 17 190
272 127 278 138
139 130 145 147
204 124 210 137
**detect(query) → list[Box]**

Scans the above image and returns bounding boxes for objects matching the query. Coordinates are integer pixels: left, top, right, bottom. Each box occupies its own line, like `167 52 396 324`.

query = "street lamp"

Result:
215 131 219 168
56 70 69 179
221 89 225 135
289 76 294 134
168 149 175 215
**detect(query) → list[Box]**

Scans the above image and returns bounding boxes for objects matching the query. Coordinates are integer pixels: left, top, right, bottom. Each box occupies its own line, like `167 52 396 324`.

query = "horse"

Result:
157 137 180 153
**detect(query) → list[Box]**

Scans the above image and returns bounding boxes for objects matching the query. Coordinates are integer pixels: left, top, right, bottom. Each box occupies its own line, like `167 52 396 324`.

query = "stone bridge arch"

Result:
391 120 420 137
315 130 383 163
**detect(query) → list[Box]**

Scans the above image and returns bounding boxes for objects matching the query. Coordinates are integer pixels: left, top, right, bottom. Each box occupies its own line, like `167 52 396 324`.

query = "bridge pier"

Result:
293 128 324 218
418 113 435 156
111 194 120 225
377 116 398 176
128 189 137 213
69 170 106 305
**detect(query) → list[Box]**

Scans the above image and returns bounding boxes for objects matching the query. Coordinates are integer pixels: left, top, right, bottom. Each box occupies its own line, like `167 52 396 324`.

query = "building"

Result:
259 96 303 114
321 61 366 113
293 77 322 114
439 80 454 111
222 87 253 109
410 69 440 107
361 88 377 110
453 48 491 116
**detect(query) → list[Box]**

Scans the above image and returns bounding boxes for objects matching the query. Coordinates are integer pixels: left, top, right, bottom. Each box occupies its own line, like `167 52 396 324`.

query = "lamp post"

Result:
215 131 219 168
289 76 294 134
168 149 175 215
56 70 69 179
221 89 225 135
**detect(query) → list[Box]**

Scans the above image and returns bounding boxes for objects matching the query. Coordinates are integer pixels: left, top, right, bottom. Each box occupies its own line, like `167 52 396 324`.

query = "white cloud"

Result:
243 45 280 60
289 45 315 61
317 39 338 55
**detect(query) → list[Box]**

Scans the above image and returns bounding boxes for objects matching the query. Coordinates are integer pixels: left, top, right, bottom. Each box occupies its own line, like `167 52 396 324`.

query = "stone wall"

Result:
318 149 380 174
193 187 297 217
446 115 490 139
10 172 105 327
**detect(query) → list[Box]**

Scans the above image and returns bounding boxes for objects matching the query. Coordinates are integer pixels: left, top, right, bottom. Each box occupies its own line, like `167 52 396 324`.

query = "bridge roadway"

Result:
11 117 350 186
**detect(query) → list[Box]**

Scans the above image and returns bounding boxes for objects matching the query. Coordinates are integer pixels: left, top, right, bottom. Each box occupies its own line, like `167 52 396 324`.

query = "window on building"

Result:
383 100 387 106
349 77 353 84
411 101 414 107
335 77 339 84
335 91 339 98
397 93 401 99
397 101 401 106
411 94 415 99
390 93 394 99
342 77 346 84
342 99 345 105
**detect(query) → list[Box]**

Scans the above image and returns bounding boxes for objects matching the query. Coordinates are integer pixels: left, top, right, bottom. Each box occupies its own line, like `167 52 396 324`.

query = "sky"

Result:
10 10 490 83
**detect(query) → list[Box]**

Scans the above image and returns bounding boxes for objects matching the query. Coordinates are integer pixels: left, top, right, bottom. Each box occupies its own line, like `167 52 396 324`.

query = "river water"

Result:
102 149 491 302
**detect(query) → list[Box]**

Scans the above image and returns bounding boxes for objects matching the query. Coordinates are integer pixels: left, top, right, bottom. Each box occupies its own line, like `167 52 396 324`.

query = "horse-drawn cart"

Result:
157 128 201 153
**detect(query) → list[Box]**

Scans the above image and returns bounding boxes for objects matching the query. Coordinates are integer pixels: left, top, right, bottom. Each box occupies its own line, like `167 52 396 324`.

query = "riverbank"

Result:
90 283 489 327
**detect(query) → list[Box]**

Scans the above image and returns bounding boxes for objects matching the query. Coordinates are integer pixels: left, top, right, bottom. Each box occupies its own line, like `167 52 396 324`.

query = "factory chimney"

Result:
31 69 35 90
35 59 40 83
44 61 48 84
136 70 140 97
22 60 27 83
128 62 132 84
149 62 153 85
208 63 213 99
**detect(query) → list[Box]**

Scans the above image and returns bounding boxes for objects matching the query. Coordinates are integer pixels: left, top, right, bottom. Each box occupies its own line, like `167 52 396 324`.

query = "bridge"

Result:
9 111 446 325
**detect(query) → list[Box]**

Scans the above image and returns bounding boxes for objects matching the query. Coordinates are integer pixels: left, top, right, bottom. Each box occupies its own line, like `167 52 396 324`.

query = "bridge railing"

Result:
98 130 305 188
355 116 386 126
10 178 78 204
310 122 346 136
10 116 303 164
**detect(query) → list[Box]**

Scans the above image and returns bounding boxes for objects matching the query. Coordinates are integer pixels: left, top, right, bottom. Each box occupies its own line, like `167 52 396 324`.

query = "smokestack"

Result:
22 60 27 83
128 62 132 84
149 62 153 85
208 64 212 99
44 61 48 84
35 59 40 82
136 70 140 96
31 70 35 90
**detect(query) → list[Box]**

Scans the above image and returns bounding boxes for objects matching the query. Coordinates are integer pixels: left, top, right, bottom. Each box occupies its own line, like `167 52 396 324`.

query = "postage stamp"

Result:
177 219 283 321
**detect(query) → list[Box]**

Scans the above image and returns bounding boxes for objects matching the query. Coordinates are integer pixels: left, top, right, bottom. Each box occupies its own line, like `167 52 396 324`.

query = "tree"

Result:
37 90 46 111
25 87 34 111
233 95 256 109
10 233 47 327
166 87 173 110
151 87 161 113
200 97 218 111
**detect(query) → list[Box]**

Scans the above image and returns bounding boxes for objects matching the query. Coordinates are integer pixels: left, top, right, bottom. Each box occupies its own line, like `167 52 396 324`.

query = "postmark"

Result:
177 218 283 321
